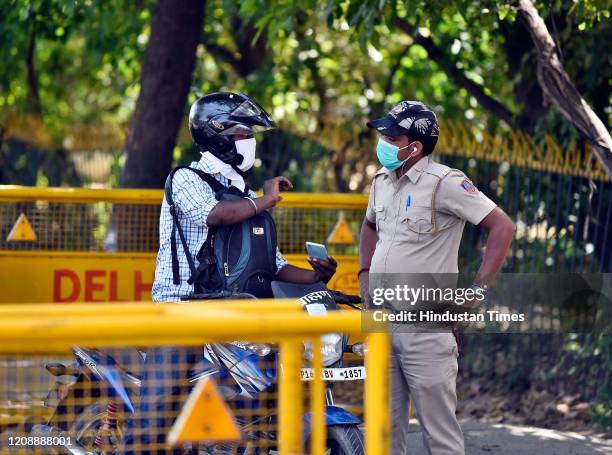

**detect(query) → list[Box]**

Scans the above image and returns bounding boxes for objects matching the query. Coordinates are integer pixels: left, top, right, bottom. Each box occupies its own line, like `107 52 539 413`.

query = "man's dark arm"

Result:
359 217 378 308
277 264 318 283
207 176 291 227
276 249 337 283
474 207 516 287
207 195 276 227
276 248 338 284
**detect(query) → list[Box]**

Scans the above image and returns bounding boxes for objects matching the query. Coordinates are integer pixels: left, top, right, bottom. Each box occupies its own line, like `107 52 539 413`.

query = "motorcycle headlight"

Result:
321 333 343 366
303 333 343 367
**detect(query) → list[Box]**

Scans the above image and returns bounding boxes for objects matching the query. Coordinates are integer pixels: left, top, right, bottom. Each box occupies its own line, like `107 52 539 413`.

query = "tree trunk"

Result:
514 0 612 177
120 0 206 188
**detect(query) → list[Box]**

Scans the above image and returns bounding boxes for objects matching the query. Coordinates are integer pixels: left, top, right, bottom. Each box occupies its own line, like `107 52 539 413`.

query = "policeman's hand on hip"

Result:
307 256 337 283
262 176 293 206
460 296 481 311
450 299 480 315
358 270 373 309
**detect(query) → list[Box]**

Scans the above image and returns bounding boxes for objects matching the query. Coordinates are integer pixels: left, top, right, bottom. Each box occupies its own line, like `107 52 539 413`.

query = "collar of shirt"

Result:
375 156 430 184
198 151 246 191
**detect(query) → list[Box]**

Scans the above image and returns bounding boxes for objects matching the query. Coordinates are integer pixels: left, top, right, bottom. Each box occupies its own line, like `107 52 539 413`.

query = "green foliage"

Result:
566 0 611 30
217 0 609 181
0 0 153 132
0 0 610 190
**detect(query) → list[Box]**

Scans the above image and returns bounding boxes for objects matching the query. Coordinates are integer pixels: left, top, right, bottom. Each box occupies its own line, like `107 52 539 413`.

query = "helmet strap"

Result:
202 142 237 164
202 144 250 179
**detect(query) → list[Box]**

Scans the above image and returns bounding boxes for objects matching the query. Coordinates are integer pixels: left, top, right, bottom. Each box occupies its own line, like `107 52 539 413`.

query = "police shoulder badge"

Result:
460 178 477 194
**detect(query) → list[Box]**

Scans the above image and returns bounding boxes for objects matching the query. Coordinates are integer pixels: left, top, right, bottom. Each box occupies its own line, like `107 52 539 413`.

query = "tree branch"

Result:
231 14 270 76
514 0 612 176
383 44 412 100
498 18 548 133
26 18 42 115
393 17 517 128
203 13 270 78
368 44 414 119
202 41 244 75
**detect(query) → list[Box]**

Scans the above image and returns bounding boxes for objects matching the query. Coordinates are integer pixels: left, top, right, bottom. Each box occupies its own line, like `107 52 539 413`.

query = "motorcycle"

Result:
30 281 365 454
272 281 366 455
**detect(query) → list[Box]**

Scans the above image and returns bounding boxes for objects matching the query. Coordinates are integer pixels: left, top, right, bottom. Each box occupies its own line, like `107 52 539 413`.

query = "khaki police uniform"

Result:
366 156 496 455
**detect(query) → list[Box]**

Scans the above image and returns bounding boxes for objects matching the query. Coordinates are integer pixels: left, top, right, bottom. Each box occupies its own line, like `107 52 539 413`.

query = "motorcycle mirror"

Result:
351 343 367 357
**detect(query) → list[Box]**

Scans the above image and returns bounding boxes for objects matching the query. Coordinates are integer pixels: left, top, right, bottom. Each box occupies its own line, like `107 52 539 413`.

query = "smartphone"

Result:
305 241 329 261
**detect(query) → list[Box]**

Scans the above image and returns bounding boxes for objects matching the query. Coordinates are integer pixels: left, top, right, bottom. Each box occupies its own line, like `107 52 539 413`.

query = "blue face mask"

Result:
376 138 416 170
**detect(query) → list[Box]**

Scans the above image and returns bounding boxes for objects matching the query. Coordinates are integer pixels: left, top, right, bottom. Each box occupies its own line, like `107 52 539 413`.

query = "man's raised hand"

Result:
262 176 293 207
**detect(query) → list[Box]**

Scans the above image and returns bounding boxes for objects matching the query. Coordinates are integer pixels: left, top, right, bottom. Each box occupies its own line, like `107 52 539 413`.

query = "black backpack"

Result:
164 166 279 299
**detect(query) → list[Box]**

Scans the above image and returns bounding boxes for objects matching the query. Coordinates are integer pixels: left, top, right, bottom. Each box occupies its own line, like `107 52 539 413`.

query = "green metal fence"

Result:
433 151 611 410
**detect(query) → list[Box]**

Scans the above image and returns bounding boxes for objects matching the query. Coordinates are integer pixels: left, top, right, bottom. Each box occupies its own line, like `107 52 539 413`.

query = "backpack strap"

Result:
164 166 225 285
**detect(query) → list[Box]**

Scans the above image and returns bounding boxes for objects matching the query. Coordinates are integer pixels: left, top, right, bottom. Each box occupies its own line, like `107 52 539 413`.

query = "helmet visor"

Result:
231 99 264 118
218 98 276 136
218 123 275 136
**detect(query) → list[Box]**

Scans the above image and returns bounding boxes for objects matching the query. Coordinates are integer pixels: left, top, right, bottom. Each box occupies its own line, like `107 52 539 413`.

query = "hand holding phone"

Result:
305 242 337 284
305 242 329 261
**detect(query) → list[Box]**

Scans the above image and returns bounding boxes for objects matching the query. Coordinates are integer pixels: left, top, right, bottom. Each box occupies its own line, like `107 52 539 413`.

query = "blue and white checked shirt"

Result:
152 155 288 302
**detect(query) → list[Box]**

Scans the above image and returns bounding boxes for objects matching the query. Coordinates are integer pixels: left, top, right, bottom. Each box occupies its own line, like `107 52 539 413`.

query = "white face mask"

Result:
235 138 257 171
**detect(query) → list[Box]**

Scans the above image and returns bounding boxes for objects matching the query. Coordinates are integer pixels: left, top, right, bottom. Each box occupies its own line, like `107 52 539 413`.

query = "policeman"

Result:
358 101 515 454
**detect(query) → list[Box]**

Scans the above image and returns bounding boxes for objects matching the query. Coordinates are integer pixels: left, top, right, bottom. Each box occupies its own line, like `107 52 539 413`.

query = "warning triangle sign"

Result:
327 215 354 245
167 377 241 445
7 213 37 242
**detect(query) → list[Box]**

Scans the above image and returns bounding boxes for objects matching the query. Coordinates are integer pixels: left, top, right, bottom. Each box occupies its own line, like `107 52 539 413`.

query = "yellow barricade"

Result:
0 186 367 303
0 301 389 455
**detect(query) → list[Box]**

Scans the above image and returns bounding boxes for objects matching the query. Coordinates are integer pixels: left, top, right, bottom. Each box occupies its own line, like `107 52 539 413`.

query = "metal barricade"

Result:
0 301 389 455
0 187 367 255
0 187 366 302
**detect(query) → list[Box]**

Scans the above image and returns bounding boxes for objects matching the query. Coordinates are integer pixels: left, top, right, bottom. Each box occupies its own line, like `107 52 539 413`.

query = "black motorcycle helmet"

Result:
188 92 276 164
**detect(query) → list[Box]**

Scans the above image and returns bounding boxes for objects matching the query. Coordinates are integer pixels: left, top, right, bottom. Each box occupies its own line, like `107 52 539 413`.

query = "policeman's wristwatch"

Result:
470 283 488 302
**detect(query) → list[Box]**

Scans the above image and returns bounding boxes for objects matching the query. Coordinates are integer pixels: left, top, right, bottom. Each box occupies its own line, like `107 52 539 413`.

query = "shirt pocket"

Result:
374 205 386 233
401 207 434 241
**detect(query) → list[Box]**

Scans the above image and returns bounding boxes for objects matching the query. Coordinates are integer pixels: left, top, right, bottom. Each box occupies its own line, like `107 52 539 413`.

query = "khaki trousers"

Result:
391 328 464 455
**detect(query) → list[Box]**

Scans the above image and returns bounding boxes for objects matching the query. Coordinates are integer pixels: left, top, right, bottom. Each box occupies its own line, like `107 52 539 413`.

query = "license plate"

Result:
300 366 366 381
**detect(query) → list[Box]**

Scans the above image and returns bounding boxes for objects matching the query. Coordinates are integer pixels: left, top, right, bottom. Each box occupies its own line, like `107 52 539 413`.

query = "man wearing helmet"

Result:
152 92 337 302
124 92 336 454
